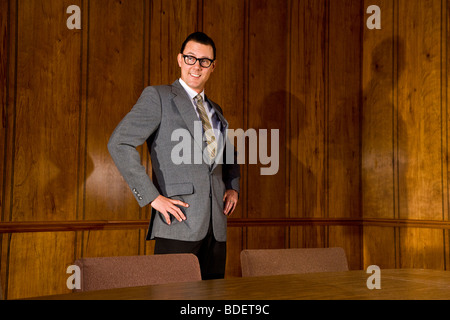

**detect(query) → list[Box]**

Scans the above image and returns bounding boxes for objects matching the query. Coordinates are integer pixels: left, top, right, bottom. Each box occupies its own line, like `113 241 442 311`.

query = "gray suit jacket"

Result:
108 80 240 242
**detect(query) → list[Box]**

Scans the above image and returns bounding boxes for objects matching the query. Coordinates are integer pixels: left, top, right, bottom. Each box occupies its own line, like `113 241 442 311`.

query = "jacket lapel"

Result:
170 80 204 150
206 96 228 129
206 97 229 171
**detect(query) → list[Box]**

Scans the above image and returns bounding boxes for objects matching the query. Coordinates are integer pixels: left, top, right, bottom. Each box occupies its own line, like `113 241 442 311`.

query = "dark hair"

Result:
180 32 216 60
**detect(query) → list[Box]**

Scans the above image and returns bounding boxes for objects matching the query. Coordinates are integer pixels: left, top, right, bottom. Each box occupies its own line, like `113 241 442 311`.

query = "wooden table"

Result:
31 269 450 300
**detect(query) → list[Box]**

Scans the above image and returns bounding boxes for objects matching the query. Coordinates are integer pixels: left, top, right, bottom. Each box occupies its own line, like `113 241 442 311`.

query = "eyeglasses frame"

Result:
182 54 215 68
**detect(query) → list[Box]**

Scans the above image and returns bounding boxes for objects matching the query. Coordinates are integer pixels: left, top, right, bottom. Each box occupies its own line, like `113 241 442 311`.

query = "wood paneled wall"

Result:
0 0 449 300
362 0 450 270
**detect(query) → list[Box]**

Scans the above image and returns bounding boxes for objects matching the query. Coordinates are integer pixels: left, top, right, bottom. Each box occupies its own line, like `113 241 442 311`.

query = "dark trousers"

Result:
154 224 226 280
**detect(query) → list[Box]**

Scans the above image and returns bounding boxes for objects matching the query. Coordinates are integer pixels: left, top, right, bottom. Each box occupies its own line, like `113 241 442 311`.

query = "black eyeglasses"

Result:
182 55 215 68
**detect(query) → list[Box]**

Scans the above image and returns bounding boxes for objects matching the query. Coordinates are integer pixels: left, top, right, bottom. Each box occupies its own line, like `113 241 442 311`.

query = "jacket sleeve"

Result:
107 86 162 207
211 102 241 194
222 132 241 194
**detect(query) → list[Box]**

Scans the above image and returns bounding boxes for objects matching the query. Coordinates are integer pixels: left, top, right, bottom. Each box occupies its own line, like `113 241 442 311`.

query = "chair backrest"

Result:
73 253 201 292
240 247 349 277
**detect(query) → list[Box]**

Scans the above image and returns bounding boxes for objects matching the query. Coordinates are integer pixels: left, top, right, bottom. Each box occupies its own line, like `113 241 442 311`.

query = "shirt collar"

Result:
178 78 205 102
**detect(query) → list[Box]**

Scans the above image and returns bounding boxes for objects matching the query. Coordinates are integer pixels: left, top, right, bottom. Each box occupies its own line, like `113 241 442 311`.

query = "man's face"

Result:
177 41 216 93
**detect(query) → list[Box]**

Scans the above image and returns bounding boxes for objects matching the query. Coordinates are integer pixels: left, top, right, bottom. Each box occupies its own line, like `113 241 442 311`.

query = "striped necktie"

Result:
194 94 217 160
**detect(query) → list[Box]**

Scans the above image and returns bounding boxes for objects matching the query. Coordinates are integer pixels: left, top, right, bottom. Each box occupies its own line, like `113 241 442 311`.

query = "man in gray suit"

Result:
108 32 240 279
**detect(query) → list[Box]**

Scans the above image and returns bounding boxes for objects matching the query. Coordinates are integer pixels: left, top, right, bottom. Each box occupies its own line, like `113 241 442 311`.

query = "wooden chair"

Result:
240 247 349 277
73 253 201 292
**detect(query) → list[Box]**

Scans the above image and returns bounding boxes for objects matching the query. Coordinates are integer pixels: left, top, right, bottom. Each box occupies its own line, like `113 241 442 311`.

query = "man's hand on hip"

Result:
223 190 238 216
151 195 188 225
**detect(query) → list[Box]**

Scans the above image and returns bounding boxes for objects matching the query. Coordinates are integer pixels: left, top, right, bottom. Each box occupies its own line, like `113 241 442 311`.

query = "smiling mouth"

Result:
190 73 201 78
